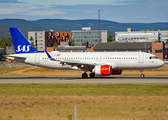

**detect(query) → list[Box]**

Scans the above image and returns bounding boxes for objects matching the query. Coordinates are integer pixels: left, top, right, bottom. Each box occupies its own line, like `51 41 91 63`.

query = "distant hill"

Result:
0 19 168 38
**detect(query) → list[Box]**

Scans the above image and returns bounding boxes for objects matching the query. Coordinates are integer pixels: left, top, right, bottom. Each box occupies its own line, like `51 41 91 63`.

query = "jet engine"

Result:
93 65 112 76
111 70 122 75
92 65 122 76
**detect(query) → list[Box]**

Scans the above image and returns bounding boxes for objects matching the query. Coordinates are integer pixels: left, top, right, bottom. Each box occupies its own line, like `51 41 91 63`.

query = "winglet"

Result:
83 50 86 52
44 49 53 60
45 49 62 62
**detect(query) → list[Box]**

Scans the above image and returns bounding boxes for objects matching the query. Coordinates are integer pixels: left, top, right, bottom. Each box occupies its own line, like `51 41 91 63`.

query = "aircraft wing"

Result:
45 49 95 70
60 59 95 71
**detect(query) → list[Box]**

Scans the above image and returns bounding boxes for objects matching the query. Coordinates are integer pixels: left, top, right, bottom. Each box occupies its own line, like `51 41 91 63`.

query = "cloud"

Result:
22 0 137 6
49 2 168 23
138 0 168 7
0 6 65 15
0 0 23 3
0 0 167 23
108 0 136 5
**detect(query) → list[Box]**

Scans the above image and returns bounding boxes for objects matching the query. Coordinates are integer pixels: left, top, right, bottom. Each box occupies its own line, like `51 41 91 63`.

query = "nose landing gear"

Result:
140 70 145 78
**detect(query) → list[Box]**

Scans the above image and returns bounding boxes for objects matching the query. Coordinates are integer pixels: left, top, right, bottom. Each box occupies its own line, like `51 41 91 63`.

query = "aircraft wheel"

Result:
140 70 145 78
82 73 88 78
140 74 145 78
90 73 95 78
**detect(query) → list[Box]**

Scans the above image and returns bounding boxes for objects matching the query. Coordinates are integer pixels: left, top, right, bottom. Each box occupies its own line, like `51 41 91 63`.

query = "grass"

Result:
1 64 168 76
0 84 168 120
0 64 168 119
0 66 27 75
0 84 168 96
0 66 84 76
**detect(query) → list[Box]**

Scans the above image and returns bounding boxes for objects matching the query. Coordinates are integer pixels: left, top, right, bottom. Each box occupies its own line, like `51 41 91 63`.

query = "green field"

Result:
1 64 168 77
0 84 168 120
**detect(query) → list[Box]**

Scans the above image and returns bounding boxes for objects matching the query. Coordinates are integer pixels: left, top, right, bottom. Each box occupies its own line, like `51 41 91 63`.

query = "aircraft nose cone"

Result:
159 60 164 67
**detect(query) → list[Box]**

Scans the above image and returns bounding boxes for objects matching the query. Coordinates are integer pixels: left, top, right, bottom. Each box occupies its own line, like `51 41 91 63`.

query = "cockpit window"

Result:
149 56 158 59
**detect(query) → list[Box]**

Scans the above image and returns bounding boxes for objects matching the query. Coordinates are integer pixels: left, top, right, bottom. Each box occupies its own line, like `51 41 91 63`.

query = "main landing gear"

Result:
140 70 145 78
89 73 95 78
82 73 88 78
82 72 95 78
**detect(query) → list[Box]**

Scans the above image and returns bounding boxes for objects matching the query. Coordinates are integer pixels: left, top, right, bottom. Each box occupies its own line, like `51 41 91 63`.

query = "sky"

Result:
0 0 167 23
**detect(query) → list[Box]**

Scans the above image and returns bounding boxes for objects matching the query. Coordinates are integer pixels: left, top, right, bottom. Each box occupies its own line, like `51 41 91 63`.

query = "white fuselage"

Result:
8 51 164 70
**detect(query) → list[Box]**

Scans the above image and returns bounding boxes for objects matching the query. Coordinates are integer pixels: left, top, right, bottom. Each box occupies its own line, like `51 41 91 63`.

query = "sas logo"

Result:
51 53 61 57
16 45 31 52
150 61 154 63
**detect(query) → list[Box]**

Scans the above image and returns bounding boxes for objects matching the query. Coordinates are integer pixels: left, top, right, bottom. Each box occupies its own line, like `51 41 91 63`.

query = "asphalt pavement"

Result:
0 76 168 84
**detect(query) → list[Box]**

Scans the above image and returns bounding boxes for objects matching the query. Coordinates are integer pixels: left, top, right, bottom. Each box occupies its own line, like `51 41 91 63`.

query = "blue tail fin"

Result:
9 27 40 54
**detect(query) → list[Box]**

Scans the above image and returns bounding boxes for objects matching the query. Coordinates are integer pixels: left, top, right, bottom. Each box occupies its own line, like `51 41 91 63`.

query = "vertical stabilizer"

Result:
9 27 40 54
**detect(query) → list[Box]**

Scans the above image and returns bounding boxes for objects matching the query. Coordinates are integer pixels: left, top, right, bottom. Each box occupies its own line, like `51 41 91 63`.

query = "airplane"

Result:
7 27 164 78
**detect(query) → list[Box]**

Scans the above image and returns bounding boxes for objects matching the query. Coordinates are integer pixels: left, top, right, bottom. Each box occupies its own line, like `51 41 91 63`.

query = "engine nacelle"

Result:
111 70 122 75
92 65 122 76
93 65 112 76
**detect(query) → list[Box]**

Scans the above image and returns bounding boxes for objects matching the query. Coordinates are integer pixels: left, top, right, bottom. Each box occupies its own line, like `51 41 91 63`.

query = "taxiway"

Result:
0 76 168 84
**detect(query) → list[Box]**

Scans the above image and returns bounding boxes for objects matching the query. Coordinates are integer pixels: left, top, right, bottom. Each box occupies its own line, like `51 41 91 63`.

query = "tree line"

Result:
107 35 115 42
0 37 13 55
0 37 13 48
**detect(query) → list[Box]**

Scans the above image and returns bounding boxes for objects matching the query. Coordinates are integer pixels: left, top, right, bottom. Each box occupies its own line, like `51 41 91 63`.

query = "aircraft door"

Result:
35 54 40 65
138 53 144 63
